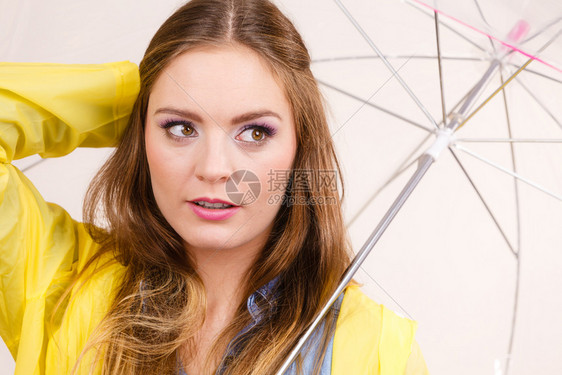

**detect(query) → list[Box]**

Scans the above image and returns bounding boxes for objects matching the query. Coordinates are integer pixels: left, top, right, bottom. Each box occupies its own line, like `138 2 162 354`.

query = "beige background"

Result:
2 0 562 374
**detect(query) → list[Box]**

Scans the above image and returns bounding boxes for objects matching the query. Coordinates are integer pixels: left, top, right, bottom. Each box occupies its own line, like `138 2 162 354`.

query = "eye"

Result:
174 124 195 137
161 120 197 139
237 124 276 144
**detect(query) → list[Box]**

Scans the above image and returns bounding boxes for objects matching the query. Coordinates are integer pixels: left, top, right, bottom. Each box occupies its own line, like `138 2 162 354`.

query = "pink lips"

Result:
188 197 241 221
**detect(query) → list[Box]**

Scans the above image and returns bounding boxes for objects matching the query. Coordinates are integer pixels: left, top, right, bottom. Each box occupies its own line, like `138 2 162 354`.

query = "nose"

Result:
193 130 234 184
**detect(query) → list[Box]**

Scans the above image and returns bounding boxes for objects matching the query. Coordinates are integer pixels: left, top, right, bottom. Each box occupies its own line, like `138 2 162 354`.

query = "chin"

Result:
184 239 234 253
180 230 246 253
180 223 271 256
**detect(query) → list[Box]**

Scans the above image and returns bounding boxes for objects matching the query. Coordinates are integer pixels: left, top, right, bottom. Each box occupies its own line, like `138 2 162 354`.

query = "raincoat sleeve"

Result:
332 285 429 374
0 62 139 359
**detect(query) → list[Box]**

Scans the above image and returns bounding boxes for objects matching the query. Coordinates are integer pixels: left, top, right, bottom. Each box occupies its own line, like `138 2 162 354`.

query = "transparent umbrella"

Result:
277 1 562 374
2 1 562 374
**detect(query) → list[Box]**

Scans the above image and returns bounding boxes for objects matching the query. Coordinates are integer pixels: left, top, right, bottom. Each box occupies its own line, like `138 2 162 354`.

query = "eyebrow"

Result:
231 110 282 124
154 107 203 123
153 107 282 125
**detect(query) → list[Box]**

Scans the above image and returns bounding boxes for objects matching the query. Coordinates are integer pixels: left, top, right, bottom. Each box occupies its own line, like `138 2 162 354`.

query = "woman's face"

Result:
145 44 297 258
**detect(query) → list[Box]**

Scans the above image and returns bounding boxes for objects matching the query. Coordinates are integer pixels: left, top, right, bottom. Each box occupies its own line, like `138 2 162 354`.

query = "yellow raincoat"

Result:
0 62 428 374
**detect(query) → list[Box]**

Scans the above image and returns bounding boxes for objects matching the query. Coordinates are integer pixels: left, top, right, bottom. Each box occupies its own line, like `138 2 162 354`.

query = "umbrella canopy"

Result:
2 1 561 374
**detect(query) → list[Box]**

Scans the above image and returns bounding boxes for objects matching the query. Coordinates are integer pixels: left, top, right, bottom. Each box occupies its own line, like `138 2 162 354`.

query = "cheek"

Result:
256 150 297 207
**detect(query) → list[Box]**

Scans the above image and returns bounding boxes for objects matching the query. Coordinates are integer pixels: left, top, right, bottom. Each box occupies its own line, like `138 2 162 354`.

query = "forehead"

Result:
148 44 290 117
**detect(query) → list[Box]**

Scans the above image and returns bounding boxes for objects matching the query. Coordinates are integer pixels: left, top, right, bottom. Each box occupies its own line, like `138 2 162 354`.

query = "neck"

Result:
187 237 266 319
179 229 272 373
180 239 265 372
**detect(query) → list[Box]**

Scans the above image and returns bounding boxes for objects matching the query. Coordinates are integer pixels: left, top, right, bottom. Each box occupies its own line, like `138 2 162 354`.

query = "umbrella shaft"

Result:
276 154 434 375
449 60 500 130
277 47 502 375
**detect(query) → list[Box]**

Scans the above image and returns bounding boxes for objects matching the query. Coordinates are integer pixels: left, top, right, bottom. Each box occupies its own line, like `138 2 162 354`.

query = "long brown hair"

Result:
79 0 351 373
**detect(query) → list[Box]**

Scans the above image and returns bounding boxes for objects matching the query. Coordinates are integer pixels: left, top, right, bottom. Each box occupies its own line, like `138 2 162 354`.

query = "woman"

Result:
0 0 429 374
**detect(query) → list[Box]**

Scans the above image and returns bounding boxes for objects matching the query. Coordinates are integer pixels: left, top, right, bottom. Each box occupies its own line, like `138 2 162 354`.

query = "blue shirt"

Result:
178 278 344 375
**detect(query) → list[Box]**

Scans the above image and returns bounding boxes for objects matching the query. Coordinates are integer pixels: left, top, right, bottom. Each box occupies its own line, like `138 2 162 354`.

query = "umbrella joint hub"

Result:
424 128 455 161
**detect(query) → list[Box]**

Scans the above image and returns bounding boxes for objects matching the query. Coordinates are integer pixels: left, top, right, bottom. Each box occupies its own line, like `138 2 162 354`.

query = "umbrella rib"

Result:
333 0 440 130
406 0 488 53
451 144 519 375
312 55 484 63
506 247 522 375
326 57 422 141
453 144 562 201
520 17 562 44
459 29 562 131
21 158 48 173
471 0 496 52
434 11 448 126
500 68 522 375
514 77 562 131
499 70 521 251
436 87 475 128
346 133 432 228
457 138 562 143
529 27 562 62
358 266 414 320
449 149 518 258
471 0 491 27
318 79 432 133
457 59 532 130
515 66 562 84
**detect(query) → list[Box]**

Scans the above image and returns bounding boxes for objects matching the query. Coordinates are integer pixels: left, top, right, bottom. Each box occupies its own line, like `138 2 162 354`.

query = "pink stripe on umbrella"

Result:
413 0 562 73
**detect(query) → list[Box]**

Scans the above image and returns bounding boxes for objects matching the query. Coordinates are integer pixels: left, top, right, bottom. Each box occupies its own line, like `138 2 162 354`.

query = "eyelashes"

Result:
236 124 277 142
159 119 191 129
160 119 196 138
158 119 277 145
